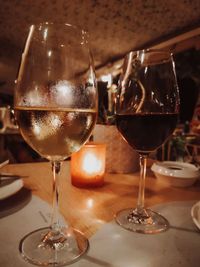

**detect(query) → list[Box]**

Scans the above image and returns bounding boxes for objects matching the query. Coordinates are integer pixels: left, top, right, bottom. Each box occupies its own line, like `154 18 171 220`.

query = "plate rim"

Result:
191 200 200 230
0 179 24 200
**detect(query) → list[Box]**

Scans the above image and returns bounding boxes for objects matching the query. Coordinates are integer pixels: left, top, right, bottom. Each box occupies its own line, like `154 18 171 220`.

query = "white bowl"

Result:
151 161 200 187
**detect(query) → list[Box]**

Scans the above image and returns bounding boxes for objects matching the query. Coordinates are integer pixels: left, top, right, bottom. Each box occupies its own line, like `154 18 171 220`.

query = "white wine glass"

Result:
14 22 97 266
115 49 179 234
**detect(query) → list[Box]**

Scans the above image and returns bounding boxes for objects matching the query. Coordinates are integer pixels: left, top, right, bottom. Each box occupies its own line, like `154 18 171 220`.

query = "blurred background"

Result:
0 0 200 164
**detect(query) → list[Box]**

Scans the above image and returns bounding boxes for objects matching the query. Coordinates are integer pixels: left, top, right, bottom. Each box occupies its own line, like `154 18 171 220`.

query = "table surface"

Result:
1 161 200 238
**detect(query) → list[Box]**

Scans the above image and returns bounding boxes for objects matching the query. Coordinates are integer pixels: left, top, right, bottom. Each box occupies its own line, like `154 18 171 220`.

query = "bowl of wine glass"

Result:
151 161 200 187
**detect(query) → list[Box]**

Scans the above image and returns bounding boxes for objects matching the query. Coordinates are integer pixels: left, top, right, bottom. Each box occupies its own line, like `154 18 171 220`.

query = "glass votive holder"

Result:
71 142 106 188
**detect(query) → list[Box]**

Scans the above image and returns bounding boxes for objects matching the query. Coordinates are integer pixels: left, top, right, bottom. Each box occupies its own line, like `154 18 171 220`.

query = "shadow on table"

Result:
84 255 116 267
169 224 199 233
0 187 32 218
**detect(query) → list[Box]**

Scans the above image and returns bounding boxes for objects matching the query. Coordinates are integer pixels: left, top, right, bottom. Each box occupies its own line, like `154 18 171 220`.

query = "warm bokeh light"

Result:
71 142 106 188
82 152 103 174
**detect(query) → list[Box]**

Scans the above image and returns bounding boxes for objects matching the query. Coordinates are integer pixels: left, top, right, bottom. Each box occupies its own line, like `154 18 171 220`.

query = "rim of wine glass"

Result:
132 48 173 56
129 48 174 64
29 21 89 41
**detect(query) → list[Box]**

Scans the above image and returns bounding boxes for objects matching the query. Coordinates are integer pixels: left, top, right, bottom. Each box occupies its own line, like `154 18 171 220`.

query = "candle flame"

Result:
82 152 102 174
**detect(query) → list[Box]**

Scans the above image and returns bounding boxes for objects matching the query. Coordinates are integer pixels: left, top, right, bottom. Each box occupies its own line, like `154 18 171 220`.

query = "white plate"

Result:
191 201 200 230
0 179 23 200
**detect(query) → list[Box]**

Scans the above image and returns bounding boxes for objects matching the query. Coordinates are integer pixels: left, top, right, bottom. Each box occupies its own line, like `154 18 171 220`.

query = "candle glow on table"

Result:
71 142 106 187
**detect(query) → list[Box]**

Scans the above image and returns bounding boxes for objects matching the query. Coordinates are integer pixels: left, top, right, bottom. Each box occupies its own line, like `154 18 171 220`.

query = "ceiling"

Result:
0 0 200 95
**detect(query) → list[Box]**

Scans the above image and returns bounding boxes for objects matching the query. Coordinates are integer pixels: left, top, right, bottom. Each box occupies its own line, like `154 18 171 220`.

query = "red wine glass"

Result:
115 49 179 233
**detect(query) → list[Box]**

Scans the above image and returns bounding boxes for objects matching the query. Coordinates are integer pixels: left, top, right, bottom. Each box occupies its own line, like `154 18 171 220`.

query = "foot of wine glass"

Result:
115 154 169 234
19 161 89 266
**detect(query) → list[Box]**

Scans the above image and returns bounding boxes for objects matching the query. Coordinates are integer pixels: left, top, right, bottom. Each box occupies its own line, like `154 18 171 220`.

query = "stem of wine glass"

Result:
51 161 61 232
136 154 148 213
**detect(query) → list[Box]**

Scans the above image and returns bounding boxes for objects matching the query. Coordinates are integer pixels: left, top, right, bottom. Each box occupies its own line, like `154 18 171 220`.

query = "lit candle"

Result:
71 142 106 188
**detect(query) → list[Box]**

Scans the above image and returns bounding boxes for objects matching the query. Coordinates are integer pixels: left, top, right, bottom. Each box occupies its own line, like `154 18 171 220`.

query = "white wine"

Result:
15 107 97 161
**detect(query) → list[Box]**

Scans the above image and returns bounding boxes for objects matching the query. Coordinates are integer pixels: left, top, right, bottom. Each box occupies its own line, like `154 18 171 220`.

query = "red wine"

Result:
116 113 178 154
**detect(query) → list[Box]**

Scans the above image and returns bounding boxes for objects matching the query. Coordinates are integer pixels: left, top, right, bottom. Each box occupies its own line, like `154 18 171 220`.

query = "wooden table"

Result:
1 161 200 238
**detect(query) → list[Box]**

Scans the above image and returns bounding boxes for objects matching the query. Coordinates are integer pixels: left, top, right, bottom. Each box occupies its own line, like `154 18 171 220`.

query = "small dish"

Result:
151 161 200 187
0 179 23 200
191 201 200 230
